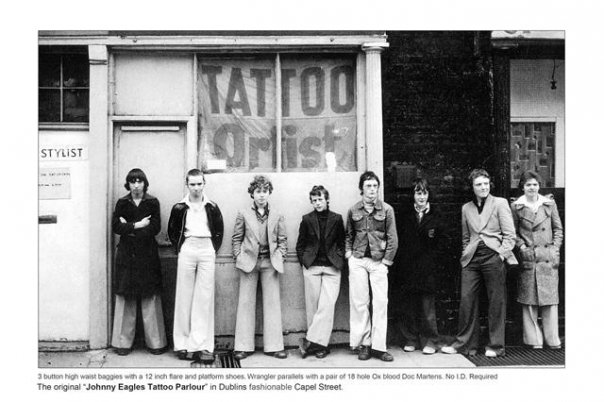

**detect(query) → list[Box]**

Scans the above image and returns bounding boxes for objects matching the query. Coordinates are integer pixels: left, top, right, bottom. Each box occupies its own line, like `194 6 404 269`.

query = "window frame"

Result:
197 51 360 174
39 47 90 130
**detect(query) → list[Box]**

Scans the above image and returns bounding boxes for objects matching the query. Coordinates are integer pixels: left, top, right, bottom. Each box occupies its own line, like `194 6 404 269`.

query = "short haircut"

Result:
518 170 543 190
186 168 205 184
124 168 149 192
412 178 430 196
468 168 494 189
309 185 330 203
358 171 380 193
248 175 273 197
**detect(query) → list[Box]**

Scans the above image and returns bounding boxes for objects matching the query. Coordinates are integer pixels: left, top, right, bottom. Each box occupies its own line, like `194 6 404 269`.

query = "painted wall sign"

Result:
39 145 88 161
39 167 71 200
199 57 357 172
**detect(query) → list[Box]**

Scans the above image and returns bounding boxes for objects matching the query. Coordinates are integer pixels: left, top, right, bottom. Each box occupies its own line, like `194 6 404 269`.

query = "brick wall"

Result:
381 31 565 346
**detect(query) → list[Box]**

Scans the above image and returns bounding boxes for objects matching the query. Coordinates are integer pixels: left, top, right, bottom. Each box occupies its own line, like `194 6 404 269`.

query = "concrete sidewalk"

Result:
39 345 475 369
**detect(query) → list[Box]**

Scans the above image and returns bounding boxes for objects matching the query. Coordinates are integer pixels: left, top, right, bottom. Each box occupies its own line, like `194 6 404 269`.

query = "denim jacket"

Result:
345 199 398 265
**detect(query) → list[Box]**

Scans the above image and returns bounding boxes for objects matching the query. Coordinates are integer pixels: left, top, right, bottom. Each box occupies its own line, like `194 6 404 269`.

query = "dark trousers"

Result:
453 245 506 353
399 292 440 349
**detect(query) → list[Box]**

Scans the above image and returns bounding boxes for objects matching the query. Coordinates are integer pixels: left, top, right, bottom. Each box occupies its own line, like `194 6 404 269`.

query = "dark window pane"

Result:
63 89 89 122
39 54 60 87
63 54 89 87
39 89 61 122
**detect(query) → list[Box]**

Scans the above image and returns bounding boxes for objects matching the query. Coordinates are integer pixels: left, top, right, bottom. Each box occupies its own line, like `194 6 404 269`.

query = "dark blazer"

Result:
296 210 346 270
112 193 163 297
398 205 442 293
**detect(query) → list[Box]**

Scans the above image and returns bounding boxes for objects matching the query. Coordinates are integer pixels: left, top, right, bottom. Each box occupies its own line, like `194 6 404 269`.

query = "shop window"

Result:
510 121 555 187
39 50 89 123
198 55 357 172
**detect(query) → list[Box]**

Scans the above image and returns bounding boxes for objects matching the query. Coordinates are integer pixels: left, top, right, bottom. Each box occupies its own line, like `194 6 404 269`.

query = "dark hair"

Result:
468 168 494 189
309 185 330 203
358 171 380 193
248 175 273 197
124 168 149 192
412 178 430 196
186 168 205 184
518 170 543 190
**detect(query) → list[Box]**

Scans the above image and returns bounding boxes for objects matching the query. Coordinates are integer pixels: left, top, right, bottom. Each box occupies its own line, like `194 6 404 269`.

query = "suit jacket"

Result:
397 205 442 293
460 194 518 267
295 210 346 270
232 204 287 273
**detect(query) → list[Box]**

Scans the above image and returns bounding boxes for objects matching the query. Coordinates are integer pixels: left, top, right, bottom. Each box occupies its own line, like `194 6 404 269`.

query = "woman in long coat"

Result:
111 168 167 355
397 178 442 355
511 170 563 349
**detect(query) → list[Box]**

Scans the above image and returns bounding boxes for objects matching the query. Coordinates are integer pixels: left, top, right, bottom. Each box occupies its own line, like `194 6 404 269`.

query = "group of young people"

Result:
110 167 563 364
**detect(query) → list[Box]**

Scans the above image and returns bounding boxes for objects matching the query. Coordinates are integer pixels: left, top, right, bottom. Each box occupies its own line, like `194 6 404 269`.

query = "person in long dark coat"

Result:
397 178 442 355
111 168 167 356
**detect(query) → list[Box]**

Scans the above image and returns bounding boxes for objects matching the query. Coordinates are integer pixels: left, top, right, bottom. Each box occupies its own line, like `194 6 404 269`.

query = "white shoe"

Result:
484 349 497 358
403 345 416 352
441 346 458 354
422 346 436 355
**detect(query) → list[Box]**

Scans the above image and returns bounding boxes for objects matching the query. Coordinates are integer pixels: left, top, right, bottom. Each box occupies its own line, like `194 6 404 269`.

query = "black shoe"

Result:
192 350 215 364
299 338 310 359
371 349 394 362
233 350 254 360
116 348 131 356
315 348 330 359
264 350 288 359
358 345 371 361
148 346 166 355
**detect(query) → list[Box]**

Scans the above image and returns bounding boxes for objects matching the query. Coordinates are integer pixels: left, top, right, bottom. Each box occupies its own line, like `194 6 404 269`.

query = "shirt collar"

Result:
414 202 430 215
183 193 207 209
514 194 552 209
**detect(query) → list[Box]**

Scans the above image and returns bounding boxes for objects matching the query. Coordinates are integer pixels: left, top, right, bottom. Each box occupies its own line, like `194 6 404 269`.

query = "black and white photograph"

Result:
5 1 604 401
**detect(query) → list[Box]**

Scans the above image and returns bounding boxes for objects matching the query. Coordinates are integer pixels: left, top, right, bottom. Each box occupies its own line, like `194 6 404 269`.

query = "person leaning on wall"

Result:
511 170 563 350
111 168 167 356
395 178 443 355
345 171 399 362
442 169 517 358
232 175 288 360
167 169 224 365
296 185 346 359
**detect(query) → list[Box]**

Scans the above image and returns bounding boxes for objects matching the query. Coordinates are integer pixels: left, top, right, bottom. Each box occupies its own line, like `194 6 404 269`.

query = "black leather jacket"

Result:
167 200 224 253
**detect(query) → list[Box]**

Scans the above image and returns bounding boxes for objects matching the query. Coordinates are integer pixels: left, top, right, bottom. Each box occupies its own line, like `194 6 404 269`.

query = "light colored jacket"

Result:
460 194 518 267
511 194 563 305
232 204 287 273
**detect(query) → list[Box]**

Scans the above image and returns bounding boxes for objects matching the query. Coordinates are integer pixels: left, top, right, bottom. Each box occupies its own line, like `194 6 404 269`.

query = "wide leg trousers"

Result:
234 257 284 353
111 293 167 350
522 304 561 347
173 237 216 353
303 265 341 347
348 256 389 352
399 292 440 349
452 247 506 353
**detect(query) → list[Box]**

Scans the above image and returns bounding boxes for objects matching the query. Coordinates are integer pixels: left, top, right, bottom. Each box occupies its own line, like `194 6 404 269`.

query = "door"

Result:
112 123 186 346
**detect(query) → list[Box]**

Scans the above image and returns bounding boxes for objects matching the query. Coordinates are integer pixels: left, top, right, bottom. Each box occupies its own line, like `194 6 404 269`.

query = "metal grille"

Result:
464 346 564 367
190 350 241 368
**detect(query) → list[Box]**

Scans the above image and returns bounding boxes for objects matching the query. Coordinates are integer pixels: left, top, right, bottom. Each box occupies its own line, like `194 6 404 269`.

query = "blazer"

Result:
460 194 518 267
295 210 346 270
397 205 442 293
232 204 287 273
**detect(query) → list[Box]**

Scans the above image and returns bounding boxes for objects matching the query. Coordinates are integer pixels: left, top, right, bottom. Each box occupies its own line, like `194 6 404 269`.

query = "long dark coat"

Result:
397 205 442 293
511 195 563 306
112 193 163 297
